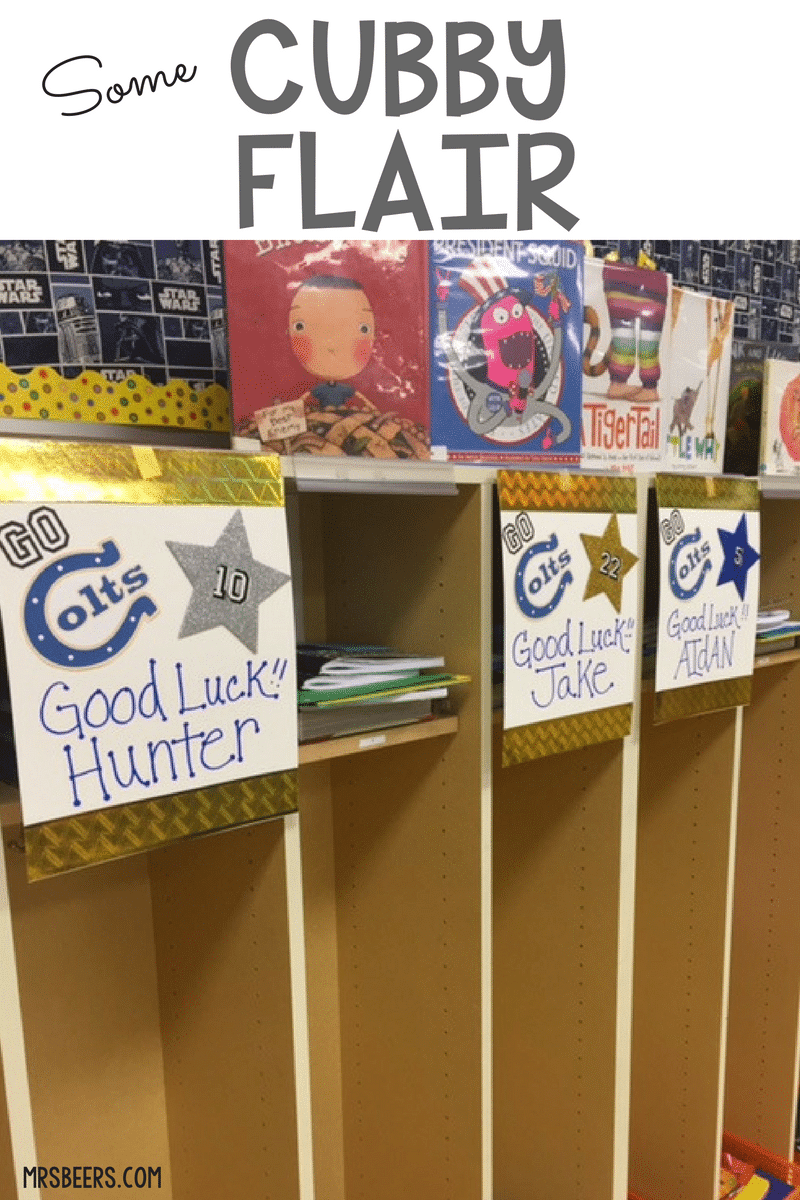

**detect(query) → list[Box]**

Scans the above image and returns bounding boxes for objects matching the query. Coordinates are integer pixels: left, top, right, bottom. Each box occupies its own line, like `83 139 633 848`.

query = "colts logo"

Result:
504 513 573 620
1 508 158 669
668 527 712 601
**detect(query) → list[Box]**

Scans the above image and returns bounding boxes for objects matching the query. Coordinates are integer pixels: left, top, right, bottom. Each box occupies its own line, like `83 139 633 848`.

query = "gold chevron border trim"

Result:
0 365 231 433
24 770 298 881
654 676 752 724
502 703 632 766
0 440 284 507
498 470 637 514
656 473 760 512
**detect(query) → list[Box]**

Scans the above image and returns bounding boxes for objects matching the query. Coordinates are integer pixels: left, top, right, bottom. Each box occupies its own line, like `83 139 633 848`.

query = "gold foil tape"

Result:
0 365 230 434
502 704 632 766
24 770 298 880
655 474 760 512
0 439 284 507
498 470 637 514
653 677 751 724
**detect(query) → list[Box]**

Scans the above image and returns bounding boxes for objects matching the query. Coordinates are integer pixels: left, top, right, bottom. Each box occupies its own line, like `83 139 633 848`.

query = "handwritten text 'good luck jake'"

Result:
512 616 635 709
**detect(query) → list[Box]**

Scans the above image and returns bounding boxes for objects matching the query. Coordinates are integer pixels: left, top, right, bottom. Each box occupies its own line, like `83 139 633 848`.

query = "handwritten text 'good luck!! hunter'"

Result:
38 656 289 809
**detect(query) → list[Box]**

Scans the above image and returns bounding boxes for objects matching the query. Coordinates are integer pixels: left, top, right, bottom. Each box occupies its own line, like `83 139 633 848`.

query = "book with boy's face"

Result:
429 240 583 464
224 240 430 459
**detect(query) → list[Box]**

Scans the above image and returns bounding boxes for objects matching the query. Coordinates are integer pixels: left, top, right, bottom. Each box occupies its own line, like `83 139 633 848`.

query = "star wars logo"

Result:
0 277 45 306
156 285 202 313
206 241 223 282
54 240 82 271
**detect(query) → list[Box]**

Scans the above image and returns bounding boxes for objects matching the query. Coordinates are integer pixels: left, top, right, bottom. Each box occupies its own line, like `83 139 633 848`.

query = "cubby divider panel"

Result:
0 1055 18 1197
492 731 625 1200
725 660 800 1156
3 838 173 1196
630 694 738 1200
148 818 300 1200
297 483 486 1200
331 734 481 1200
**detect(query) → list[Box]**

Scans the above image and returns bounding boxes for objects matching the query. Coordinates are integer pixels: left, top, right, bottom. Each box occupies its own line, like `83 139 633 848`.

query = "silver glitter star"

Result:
166 510 290 653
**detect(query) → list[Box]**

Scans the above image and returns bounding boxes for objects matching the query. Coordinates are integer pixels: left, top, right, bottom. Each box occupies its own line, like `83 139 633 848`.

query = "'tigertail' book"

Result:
582 256 672 471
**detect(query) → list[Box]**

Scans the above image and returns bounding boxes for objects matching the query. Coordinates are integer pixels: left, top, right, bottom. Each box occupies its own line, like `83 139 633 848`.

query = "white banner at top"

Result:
3 1 799 235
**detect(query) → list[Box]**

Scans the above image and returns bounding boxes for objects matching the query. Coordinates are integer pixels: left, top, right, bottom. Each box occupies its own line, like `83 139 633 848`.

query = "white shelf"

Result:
760 475 800 499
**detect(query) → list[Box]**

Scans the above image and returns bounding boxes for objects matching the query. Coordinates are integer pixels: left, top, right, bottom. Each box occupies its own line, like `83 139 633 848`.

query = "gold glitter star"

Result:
579 514 638 613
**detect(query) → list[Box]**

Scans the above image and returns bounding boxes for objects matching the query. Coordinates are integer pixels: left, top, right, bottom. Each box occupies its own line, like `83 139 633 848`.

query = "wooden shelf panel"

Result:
754 647 800 670
0 1042 17 1200
492 730 625 1200
298 714 458 764
3 841 174 1195
1 808 301 1200
725 658 800 1157
149 821 300 1200
630 693 738 1200
298 484 486 1200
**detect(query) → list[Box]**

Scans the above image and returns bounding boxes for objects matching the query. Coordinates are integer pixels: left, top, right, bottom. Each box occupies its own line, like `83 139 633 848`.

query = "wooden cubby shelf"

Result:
298 714 459 765
754 646 800 670
1 460 799 1200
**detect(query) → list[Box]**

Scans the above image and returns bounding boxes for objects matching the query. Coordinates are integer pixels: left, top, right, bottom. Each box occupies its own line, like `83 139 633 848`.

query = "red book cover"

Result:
225 240 430 459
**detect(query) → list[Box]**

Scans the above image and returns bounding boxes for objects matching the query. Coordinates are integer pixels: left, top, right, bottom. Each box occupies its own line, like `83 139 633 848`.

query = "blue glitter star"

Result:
717 513 759 602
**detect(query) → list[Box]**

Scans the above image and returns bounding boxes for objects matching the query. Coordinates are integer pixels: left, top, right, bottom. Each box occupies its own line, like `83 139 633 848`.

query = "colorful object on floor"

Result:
722 1131 800 1200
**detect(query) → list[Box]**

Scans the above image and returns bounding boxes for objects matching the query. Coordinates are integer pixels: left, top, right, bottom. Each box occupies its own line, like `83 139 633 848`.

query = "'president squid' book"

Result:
429 240 583 464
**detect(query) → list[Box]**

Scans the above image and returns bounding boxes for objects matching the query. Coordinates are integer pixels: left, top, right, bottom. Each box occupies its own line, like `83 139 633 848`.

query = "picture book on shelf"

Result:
724 340 800 477
760 357 800 476
664 286 733 473
581 256 671 470
224 240 431 459
429 240 583 464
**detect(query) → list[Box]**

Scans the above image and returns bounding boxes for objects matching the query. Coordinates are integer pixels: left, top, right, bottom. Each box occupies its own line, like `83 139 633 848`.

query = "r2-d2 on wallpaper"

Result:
55 294 101 365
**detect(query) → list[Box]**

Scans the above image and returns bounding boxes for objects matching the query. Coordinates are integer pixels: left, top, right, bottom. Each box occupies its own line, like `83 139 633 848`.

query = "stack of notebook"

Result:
755 609 800 656
297 643 469 743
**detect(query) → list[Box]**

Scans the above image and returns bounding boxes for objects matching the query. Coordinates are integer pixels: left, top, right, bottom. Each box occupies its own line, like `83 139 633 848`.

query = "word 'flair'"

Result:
232 20 577 231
